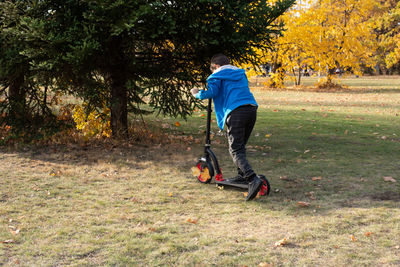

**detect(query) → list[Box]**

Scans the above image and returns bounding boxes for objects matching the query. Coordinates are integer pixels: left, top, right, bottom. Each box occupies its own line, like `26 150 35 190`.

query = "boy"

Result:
191 53 263 201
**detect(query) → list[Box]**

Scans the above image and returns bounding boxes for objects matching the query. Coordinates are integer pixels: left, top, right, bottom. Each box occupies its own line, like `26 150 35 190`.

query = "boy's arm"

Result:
192 79 220 100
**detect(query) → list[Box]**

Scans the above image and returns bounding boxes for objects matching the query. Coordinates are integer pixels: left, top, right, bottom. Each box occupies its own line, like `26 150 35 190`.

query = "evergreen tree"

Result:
1 0 295 138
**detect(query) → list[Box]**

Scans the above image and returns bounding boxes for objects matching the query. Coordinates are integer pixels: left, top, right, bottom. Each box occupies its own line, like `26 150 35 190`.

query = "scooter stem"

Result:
205 98 212 146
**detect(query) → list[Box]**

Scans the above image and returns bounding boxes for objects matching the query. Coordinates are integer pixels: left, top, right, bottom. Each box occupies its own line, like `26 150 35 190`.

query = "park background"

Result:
1 0 400 266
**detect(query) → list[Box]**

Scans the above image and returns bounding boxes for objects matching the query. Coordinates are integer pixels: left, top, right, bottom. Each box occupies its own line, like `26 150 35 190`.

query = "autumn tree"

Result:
4 0 295 138
260 0 379 88
265 1 313 87
372 0 400 74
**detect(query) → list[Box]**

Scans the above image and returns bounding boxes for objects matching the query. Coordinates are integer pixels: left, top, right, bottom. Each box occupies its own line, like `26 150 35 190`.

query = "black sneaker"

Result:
245 175 263 201
225 175 248 184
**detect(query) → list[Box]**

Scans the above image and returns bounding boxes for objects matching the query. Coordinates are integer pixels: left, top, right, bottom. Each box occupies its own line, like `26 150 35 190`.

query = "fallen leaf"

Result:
305 192 316 200
175 122 181 127
49 169 62 176
297 201 311 207
364 232 373 237
350 235 357 242
148 227 156 232
168 192 173 197
312 176 322 181
274 237 288 247
258 263 272 267
187 218 198 224
383 176 397 183
9 229 20 235
304 149 310 154
265 134 271 138
191 166 201 177
1 239 14 244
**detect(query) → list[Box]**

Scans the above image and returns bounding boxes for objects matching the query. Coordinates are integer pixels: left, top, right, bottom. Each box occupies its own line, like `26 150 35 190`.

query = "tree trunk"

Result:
110 71 128 138
8 74 26 123
297 67 302 86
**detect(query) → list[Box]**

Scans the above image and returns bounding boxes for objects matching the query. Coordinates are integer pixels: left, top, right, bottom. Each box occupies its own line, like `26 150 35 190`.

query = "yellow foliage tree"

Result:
259 0 379 88
373 0 400 71
305 0 378 85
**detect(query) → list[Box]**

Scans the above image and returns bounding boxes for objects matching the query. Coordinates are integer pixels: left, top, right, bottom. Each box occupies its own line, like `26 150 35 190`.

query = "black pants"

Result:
225 105 257 179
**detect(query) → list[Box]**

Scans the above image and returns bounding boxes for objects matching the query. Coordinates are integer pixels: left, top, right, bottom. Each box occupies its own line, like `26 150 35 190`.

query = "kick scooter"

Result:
193 99 270 196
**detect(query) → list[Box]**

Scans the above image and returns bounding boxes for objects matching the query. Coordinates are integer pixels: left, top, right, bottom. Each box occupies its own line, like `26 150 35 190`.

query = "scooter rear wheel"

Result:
259 175 271 196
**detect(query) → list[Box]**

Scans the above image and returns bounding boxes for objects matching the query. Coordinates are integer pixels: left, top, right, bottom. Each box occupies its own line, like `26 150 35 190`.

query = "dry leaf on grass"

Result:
297 201 311 207
191 166 200 177
258 263 272 267
187 218 198 224
364 232 373 237
350 235 357 242
9 229 20 235
49 169 62 176
274 237 288 247
383 176 397 183
312 176 322 181
1 239 14 244
175 122 181 127
305 192 316 200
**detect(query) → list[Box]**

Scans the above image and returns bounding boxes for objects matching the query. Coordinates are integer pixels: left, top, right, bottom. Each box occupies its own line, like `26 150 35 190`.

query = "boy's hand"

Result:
191 88 199 96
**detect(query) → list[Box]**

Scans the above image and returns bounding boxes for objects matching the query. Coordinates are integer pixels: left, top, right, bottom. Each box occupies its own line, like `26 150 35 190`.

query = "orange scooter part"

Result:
196 163 212 183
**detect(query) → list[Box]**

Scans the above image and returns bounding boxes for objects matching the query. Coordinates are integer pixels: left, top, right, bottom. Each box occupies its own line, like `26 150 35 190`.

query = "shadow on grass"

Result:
1 115 399 217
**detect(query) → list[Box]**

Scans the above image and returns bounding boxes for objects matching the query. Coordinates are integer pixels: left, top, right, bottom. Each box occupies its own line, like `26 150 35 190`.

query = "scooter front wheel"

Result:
195 160 213 184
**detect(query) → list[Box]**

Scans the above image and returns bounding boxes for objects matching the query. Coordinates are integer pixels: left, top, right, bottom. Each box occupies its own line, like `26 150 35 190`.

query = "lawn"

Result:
1 76 400 266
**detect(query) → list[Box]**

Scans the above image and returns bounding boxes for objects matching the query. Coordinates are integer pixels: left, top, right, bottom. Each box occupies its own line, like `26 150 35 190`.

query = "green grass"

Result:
1 76 400 266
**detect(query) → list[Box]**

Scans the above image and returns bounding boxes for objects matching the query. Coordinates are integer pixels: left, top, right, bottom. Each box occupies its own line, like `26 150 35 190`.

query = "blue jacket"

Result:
195 65 258 130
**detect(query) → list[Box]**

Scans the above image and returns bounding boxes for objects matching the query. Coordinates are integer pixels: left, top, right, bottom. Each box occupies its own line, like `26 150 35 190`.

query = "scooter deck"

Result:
216 180 249 189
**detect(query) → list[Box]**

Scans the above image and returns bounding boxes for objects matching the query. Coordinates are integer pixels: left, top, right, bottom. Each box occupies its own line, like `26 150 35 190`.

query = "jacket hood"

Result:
207 66 246 82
